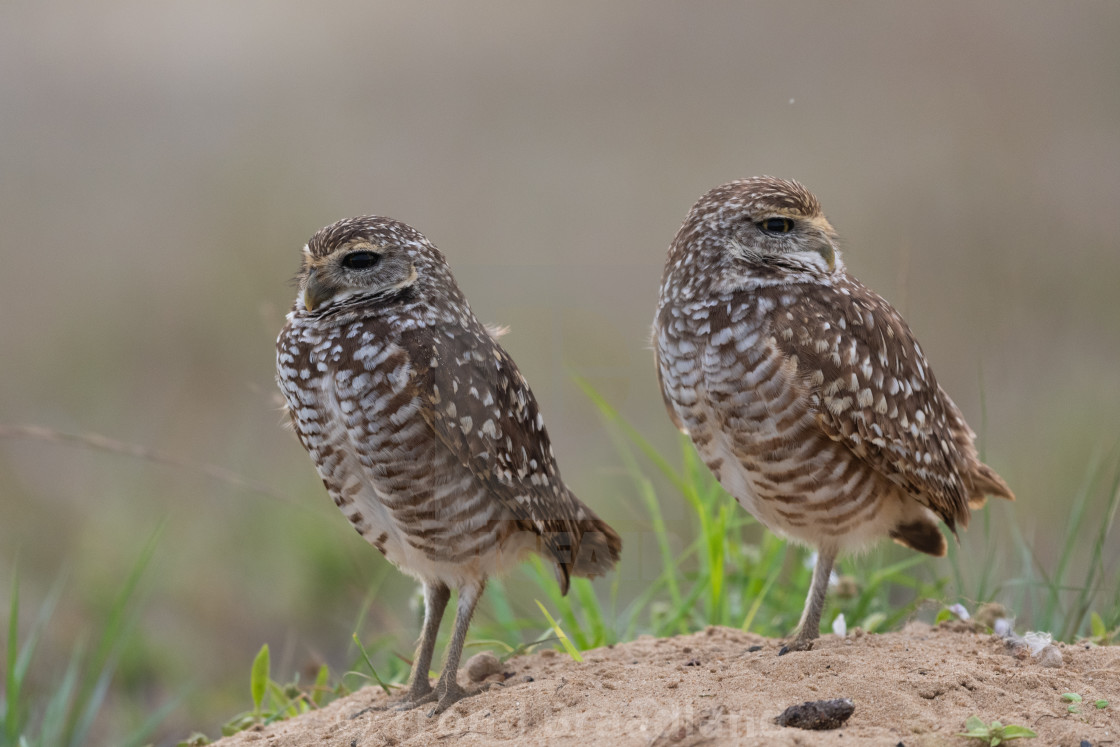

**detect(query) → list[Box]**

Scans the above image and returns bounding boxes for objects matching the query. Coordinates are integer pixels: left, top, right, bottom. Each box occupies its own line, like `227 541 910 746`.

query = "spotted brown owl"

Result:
654 178 1013 652
276 216 621 712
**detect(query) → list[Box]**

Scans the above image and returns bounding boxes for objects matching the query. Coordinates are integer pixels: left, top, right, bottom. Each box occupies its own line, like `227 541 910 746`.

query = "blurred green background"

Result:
2 1 1118 743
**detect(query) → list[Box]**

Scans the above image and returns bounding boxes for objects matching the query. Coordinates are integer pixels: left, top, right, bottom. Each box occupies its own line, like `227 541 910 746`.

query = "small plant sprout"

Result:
958 716 1038 745
1061 692 1109 713
220 643 345 737
1087 611 1118 646
251 644 270 719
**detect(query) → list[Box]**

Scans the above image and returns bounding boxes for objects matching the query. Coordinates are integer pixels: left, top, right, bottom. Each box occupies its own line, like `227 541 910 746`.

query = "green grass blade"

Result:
65 525 162 747
634 475 681 607
71 654 126 747
571 579 608 647
1045 447 1106 627
578 376 683 613
619 573 672 641
526 558 588 649
486 578 518 633
120 693 183 747
1005 510 1037 625
351 634 392 695
38 640 84 747
1064 448 1120 639
13 574 66 698
652 578 710 636
345 563 391 660
534 601 582 662
463 638 516 655
574 377 693 497
250 644 270 716
311 663 331 705
741 554 784 633
5 567 21 743
1090 611 1106 639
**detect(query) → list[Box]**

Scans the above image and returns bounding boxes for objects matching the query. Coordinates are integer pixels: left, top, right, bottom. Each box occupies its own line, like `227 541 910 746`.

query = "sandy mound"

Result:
214 623 1119 746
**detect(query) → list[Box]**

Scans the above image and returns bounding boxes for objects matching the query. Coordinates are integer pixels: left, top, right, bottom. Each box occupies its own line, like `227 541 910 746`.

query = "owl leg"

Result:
780 547 836 655
427 579 485 716
398 581 450 706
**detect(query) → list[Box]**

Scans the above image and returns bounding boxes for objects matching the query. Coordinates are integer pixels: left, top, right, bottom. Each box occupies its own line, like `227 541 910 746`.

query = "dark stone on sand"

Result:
774 698 855 730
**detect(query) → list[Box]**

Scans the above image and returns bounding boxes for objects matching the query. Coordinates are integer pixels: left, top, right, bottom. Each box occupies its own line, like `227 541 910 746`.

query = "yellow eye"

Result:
759 217 794 234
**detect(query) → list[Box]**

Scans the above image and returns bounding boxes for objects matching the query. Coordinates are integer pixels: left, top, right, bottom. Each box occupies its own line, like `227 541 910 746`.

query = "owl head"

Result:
294 216 455 314
665 177 844 294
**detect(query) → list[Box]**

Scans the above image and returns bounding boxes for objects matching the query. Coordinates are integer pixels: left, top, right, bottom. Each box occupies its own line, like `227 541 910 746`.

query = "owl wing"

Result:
403 320 587 589
766 278 978 530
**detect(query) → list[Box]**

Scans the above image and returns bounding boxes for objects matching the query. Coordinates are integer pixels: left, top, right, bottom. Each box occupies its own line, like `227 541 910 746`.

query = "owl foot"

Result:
778 637 816 656
426 681 473 717
394 688 438 711
349 682 436 717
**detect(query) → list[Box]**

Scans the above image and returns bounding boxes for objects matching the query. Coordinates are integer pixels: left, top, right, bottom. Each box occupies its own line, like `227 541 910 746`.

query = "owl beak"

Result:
820 244 837 273
303 270 335 312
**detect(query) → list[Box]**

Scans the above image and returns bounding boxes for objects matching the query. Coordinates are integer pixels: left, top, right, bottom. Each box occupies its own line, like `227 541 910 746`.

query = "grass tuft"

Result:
2 527 166 747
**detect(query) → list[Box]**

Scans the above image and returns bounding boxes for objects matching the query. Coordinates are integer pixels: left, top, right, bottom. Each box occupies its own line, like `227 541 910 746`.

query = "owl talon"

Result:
778 638 815 656
350 684 436 716
394 689 438 711
426 682 472 716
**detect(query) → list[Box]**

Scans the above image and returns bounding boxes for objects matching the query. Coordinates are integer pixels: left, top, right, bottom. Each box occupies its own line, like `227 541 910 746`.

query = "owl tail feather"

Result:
890 519 948 557
966 463 1016 509
547 514 622 596
570 516 622 582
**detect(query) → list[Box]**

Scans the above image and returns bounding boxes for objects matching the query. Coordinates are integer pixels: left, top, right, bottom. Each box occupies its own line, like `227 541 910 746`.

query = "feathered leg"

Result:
428 579 485 716
399 581 450 706
780 547 835 655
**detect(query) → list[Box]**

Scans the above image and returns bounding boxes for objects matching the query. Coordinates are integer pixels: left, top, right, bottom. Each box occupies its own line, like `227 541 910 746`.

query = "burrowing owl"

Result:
276 216 621 712
654 178 1013 652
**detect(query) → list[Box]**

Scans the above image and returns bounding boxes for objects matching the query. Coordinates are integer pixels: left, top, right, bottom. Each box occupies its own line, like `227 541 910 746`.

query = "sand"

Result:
213 622 1119 746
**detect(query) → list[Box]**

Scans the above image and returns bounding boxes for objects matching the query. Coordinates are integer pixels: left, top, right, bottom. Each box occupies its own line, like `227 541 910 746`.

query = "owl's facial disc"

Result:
300 241 418 312
733 212 839 275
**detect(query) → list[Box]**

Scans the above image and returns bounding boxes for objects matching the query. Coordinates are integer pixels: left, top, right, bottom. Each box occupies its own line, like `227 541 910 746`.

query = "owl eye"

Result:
759 217 794 234
341 251 381 270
